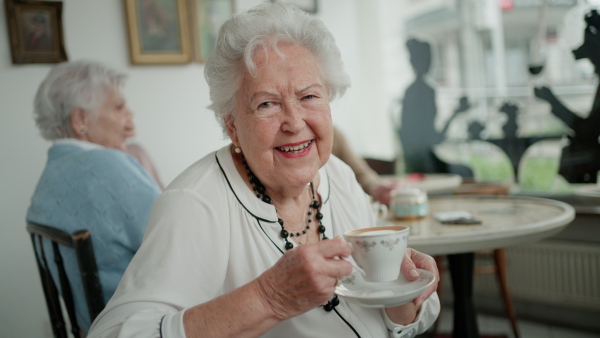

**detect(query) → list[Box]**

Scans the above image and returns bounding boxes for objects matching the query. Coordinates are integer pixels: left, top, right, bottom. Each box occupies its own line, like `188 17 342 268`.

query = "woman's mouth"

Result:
276 140 313 154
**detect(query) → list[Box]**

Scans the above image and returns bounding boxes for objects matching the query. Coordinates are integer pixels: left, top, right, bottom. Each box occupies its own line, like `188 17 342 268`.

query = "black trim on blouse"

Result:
215 152 275 224
256 219 285 255
215 151 360 337
159 315 166 338
334 307 362 338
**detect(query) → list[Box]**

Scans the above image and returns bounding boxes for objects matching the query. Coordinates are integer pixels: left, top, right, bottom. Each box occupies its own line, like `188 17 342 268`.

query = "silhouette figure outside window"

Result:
467 120 485 141
498 102 520 175
534 10 600 183
399 38 468 174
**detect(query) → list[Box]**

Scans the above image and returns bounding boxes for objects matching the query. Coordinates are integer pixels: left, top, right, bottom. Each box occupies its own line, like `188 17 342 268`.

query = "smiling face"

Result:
79 89 135 151
226 42 333 195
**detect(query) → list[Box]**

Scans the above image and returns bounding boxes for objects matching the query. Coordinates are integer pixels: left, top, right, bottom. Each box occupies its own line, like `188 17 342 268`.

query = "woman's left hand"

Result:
401 248 439 307
384 248 439 324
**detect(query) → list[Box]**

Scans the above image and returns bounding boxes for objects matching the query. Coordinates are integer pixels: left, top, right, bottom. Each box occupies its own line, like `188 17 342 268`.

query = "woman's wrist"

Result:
385 302 421 325
183 280 282 337
253 273 289 322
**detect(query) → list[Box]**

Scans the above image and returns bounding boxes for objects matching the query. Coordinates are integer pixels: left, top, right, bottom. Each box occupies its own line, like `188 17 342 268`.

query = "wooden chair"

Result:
364 157 396 176
27 222 105 338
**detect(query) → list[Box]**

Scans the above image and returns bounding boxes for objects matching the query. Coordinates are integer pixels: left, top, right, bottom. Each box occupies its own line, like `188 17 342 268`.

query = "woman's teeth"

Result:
278 140 312 153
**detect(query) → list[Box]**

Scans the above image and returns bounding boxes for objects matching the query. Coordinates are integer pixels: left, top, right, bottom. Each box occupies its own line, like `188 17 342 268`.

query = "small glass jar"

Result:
390 188 429 220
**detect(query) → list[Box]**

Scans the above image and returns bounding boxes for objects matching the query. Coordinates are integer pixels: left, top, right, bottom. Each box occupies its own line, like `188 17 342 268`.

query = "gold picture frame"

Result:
124 0 191 64
188 0 234 63
4 0 68 64
272 0 318 14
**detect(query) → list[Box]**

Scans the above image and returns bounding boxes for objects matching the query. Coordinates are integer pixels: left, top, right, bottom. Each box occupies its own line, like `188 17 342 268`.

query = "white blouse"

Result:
88 145 440 338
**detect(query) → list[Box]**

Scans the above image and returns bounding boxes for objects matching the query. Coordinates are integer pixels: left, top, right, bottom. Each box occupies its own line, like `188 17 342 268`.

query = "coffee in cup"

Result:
343 225 409 282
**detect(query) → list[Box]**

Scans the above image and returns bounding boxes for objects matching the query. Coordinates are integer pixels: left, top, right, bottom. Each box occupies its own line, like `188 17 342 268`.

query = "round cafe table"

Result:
391 195 575 338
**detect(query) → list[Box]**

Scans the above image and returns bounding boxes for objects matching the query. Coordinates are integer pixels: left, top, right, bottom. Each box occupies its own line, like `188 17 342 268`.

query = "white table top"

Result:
391 195 575 255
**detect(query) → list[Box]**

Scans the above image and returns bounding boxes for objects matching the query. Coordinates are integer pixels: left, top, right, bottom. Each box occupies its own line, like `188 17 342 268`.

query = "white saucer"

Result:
335 268 435 308
574 185 600 198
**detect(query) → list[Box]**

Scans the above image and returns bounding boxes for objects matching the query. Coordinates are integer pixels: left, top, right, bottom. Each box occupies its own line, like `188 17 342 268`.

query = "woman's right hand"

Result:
256 237 353 320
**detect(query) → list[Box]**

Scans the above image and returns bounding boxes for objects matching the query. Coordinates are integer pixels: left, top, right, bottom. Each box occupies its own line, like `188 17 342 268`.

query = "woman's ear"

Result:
224 115 239 146
70 108 88 138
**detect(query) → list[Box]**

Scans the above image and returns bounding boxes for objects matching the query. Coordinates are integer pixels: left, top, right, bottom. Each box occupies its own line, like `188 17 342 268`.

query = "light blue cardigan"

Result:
27 140 162 333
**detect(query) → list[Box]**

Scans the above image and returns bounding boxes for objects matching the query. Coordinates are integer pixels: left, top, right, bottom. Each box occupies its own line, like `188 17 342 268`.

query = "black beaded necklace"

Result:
242 157 327 250
241 156 339 312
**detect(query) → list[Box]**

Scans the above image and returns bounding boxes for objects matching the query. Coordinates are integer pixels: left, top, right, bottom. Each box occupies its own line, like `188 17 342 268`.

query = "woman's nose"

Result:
125 107 136 134
281 100 306 133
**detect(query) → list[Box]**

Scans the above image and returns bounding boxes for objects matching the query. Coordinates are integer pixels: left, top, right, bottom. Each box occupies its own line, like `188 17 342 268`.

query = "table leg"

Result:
448 252 480 338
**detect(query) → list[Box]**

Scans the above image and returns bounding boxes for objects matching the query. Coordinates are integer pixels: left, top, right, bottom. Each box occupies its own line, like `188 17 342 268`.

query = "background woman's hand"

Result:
256 237 352 320
370 179 404 206
401 248 439 307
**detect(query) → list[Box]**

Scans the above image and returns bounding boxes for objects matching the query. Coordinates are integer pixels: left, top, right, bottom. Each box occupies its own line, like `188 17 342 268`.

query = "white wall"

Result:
0 1 407 336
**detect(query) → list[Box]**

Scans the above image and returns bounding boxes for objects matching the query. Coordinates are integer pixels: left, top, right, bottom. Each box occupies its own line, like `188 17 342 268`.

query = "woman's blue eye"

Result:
303 95 315 100
259 102 272 109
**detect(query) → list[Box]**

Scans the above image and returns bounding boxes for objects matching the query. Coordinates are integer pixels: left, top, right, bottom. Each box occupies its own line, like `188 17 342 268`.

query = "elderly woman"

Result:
88 3 440 337
26 60 162 333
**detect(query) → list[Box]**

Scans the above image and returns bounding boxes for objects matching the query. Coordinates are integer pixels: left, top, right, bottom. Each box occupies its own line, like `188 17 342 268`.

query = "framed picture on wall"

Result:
124 0 191 64
188 0 234 63
4 0 68 64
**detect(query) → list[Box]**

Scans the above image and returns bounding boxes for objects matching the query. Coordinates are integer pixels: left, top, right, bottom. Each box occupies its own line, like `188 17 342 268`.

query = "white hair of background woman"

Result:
204 1 351 136
34 60 126 140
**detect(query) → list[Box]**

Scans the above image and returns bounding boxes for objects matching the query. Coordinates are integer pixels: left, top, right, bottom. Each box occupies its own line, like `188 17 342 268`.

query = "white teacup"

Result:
343 225 409 282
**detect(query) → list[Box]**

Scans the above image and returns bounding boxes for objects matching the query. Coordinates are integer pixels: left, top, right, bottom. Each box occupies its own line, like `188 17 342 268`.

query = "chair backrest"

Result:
26 221 105 338
364 157 396 176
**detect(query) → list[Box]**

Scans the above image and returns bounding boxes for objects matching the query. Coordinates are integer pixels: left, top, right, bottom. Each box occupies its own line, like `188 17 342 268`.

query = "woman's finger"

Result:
400 249 420 281
318 236 352 259
324 254 354 279
399 248 440 306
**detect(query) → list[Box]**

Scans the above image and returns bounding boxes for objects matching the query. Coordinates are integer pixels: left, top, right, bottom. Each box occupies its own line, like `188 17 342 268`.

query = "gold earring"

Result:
79 126 87 134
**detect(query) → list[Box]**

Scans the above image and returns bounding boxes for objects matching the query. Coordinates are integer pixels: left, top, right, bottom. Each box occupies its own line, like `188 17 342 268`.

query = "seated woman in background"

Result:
89 3 439 337
332 126 403 206
26 60 162 333
126 142 165 189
